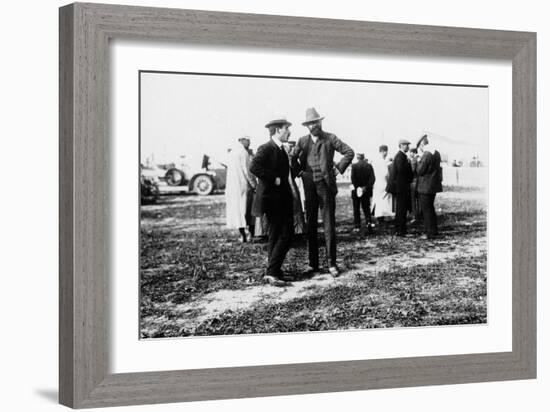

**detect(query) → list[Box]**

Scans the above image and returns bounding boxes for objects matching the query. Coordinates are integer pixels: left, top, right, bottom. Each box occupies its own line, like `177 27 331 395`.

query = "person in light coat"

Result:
371 145 394 221
225 136 257 242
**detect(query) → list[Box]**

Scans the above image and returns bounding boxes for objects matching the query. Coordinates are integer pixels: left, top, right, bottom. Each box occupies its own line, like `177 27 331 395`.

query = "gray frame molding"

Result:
59 2 536 408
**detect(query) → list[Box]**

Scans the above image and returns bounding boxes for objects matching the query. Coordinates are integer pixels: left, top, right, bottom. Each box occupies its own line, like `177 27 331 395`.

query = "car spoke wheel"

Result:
193 175 214 196
165 169 184 186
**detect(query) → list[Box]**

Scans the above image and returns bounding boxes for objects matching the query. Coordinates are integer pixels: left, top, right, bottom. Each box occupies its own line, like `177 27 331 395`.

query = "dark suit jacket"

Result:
351 160 375 198
417 149 443 194
249 139 293 217
291 131 354 194
387 150 413 194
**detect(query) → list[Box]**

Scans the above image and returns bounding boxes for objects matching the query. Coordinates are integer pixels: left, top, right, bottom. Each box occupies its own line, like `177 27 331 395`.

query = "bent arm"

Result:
367 164 375 187
331 135 355 174
240 151 257 188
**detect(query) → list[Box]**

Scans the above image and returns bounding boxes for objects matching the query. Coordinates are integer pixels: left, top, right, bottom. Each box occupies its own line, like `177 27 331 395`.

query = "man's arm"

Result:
330 134 355 174
366 163 375 188
386 158 396 194
350 164 358 188
240 150 257 189
250 144 277 184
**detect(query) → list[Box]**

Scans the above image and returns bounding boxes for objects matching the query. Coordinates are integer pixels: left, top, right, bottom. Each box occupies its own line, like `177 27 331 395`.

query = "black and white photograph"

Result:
139 71 488 339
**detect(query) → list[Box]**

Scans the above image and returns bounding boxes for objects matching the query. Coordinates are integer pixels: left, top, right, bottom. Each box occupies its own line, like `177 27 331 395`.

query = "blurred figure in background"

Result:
225 136 257 242
387 139 413 236
409 147 422 222
416 134 443 239
350 153 375 233
372 145 394 223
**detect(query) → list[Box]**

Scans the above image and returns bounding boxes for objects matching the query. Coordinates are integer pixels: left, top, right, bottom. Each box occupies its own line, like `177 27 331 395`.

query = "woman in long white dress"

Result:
225 138 257 242
371 145 394 220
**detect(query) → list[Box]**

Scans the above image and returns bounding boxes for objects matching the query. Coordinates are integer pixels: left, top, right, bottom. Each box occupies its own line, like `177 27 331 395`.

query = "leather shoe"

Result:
303 267 321 278
276 271 295 282
263 275 291 287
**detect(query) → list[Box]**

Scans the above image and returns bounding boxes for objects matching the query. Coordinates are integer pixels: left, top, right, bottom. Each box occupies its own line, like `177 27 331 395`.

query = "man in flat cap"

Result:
387 139 413 236
351 153 375 232
416 134 443 239
250 118 294 286
291 107 354 277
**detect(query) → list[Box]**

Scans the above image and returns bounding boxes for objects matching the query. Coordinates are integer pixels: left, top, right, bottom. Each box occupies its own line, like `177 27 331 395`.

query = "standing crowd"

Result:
225 107 443 286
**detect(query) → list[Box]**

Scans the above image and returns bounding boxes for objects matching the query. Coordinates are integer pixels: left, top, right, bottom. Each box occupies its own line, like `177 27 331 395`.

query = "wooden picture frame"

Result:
59 2 536 408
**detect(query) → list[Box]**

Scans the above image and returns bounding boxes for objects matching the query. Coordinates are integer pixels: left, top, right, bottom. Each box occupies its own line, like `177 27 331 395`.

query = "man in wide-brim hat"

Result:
250 117 294 286
290 107 354 278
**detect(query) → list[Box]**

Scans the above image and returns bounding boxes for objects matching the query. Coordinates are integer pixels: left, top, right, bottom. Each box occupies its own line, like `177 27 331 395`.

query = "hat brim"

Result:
302 116 325 126
416 135 428 147
265 120 292 128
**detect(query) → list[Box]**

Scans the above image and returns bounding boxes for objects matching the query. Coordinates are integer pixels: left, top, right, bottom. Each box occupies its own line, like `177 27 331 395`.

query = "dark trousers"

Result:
245 187 255 232
352 191 371 228
419 193 438 236
303 177 336 268
265 211 293 276
410 187 421 220
394 191 410 235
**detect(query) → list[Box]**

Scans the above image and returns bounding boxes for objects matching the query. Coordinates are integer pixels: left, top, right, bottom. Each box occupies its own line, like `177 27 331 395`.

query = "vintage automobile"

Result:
159 154 227 196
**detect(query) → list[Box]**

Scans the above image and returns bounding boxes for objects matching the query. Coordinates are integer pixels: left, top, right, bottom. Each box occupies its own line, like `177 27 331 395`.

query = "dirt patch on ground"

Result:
140 187 487 338
141 235 485 337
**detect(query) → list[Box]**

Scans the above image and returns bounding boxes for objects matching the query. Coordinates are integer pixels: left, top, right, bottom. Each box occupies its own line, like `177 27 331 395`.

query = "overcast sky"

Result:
140 72 488 166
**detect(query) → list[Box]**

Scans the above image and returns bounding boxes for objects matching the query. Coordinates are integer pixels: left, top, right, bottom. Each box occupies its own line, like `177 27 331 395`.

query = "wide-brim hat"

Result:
416 134 428 148
265 118 292 128
302 107 325 125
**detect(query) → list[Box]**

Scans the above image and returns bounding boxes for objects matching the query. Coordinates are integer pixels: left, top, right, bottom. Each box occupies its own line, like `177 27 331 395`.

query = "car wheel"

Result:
165 168 184 186
193 175 214 196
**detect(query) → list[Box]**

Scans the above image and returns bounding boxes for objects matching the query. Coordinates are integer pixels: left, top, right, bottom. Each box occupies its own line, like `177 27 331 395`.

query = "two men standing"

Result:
386 135 442 237
250 108 354 282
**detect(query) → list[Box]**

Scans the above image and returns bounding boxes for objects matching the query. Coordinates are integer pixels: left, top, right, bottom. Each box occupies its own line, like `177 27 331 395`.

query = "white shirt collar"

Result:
271 137 283 148
310 134 319 143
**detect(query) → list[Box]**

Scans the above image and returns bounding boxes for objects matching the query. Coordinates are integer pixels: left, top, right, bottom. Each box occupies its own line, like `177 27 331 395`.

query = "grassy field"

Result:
140 185 487 338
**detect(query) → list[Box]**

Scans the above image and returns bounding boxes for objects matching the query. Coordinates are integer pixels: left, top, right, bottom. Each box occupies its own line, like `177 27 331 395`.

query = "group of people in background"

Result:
225 107 442 286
